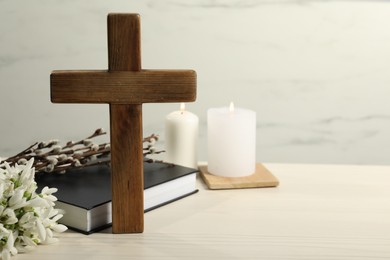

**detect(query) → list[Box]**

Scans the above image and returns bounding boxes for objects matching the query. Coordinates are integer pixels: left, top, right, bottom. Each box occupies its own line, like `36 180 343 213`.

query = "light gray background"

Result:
1 0 389 165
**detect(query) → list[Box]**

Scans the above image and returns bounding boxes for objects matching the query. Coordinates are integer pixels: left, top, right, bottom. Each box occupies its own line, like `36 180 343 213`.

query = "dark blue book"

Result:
36 162 198 234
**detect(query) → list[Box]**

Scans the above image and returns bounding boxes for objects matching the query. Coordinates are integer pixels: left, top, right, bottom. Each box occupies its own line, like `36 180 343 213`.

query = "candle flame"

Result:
180 103 185 113
229 102 234 112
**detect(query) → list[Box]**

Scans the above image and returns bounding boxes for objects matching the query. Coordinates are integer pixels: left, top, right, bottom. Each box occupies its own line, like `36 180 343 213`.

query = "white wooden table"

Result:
15 163 390 259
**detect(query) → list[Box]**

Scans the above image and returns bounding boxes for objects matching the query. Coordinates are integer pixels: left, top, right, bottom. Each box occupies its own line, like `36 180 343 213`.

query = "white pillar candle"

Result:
165 103 199 169
207 102 256 177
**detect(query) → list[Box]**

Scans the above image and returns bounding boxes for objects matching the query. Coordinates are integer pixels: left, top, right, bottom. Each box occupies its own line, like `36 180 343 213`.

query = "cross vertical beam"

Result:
108 14 143 233
110 104 143 233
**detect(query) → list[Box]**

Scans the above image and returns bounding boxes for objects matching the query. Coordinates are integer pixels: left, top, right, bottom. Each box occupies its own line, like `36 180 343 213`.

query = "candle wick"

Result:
180 103 186 115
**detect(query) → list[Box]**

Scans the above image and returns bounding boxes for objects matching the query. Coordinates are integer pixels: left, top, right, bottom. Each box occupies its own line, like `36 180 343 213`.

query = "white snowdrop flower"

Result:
22 158 34 172
39 210 67 245
24 181 37 199
19 158 34 186
40 187 58 206
19 212 35 230
1 208 18 225
42 211 66 229
44 228 54 243
8 188 25 209
14 235 36 253
0 183 5 197
0 223 9 236
50 213 63 223
9 198 28 210
48 208 65 218
1 231 17 260
1 247 11 260
42 186 58 195
41 227 59 244
28 197 50 208
0 183 9 201
36 219 46 242
2 162 14 177
1 151 68 257
50 223 67 233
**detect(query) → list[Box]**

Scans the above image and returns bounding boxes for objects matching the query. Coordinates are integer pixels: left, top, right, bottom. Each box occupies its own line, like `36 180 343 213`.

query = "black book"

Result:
35 162 198 234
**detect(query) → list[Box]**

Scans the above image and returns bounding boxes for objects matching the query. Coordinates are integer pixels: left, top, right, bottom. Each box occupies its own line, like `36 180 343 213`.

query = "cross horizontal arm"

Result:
51 70 196 104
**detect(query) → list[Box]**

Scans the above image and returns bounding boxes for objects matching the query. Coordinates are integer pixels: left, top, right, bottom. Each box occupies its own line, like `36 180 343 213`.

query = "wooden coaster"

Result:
199 163 279 190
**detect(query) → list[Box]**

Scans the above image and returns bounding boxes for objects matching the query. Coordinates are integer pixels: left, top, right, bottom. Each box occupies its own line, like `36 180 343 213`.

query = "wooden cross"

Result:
50 13 196 233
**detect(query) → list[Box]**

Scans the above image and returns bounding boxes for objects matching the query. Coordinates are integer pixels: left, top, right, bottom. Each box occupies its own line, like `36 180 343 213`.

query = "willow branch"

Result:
1 128 164 174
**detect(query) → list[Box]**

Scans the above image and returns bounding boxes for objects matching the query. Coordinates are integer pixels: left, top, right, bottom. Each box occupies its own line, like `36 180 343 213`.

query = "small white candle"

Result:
207 102 256 177
165 103 199 168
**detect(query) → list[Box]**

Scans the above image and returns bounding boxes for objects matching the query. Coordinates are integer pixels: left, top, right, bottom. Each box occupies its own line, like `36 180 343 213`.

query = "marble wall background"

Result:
1 0 389 165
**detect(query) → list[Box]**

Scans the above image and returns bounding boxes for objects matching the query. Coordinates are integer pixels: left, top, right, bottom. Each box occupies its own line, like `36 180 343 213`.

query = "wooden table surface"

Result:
15 163 390 259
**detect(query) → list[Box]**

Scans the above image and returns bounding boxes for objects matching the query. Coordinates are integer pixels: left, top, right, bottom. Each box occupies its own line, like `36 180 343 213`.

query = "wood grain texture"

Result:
108 13 141 71
199 163 279 189
107 14 143 234
50 70 196 104
110 104 144 233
